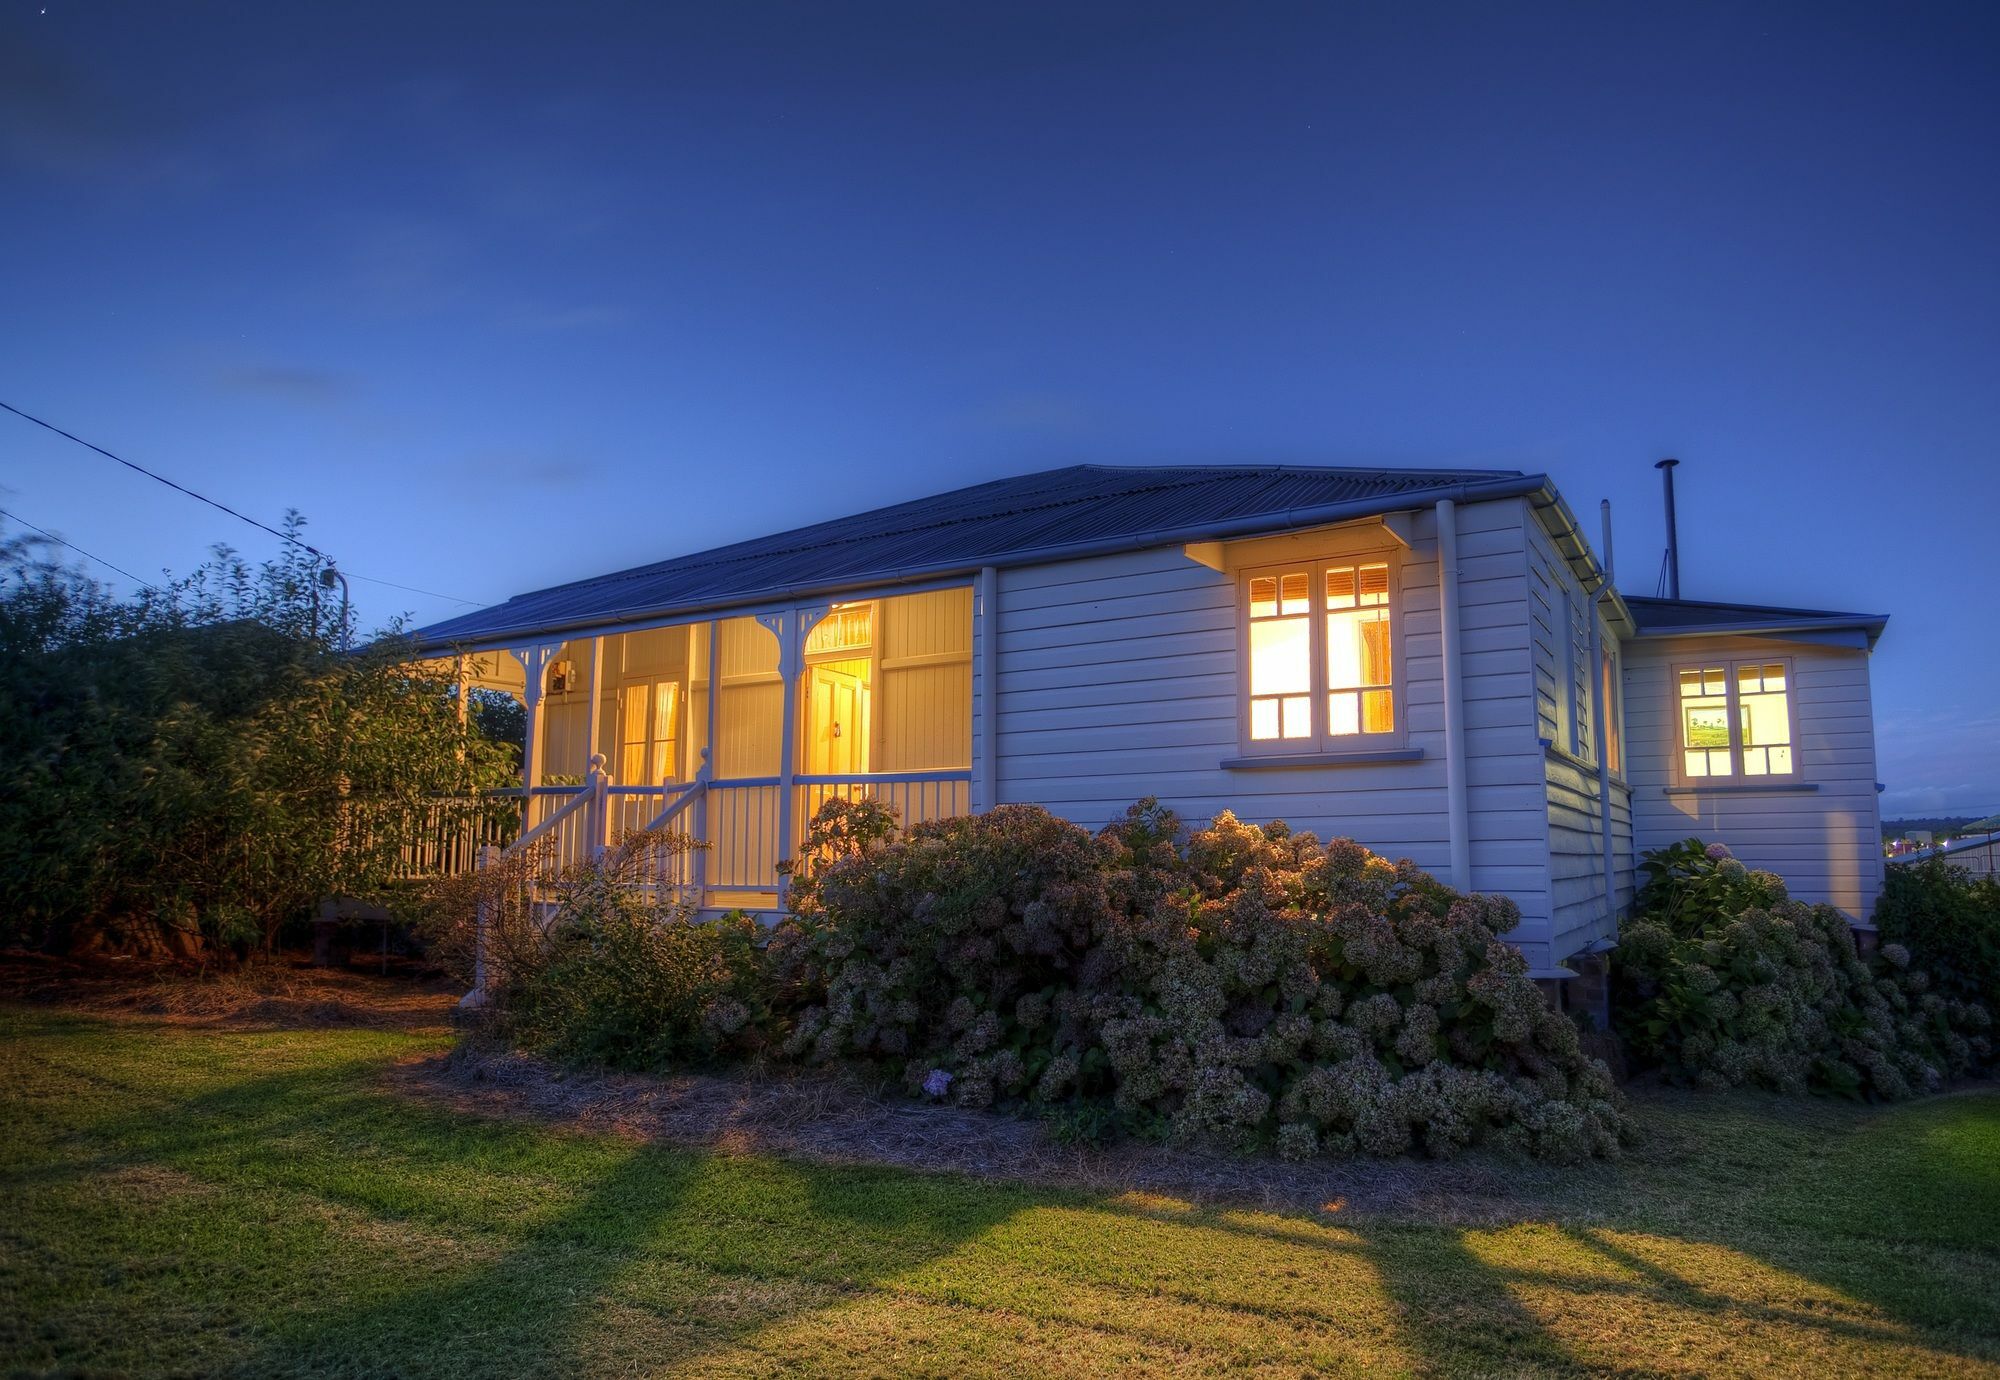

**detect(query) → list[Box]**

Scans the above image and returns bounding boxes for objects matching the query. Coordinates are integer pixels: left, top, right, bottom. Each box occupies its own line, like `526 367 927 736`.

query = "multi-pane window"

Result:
1247 572 1313 741
1675 659 1795 780
1734 663 1794 776
1325 563 1394 735
1245 558 1396 750
618 680 681 785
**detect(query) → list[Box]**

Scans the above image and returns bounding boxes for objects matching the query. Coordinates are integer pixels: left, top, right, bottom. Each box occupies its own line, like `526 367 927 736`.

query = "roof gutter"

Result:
409 471 1556 654
1631 616 1889 647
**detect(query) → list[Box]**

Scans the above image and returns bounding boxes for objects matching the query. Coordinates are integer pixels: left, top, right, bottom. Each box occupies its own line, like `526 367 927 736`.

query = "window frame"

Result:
1669 655 1800 786
1236 550 1406 758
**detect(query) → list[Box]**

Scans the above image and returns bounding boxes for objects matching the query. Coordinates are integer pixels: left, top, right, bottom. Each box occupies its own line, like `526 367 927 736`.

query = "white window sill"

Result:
1221 748 1424 770
1663 781 1818 796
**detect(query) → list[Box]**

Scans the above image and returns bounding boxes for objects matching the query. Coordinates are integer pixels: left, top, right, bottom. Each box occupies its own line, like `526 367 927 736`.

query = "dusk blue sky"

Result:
3 2 1996 815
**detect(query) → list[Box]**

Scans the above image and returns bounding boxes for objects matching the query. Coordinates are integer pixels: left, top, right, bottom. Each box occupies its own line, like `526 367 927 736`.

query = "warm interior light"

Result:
1678 666 1732 777
1248 595 1312 739
1324 562 1392 735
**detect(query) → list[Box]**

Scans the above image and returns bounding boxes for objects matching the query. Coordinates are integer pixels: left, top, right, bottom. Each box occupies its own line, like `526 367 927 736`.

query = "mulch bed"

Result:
395 1039 1566 1222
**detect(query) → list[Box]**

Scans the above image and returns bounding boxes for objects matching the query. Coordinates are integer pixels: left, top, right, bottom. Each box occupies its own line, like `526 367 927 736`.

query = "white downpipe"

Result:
1437 500 1472 891
979 565 999 812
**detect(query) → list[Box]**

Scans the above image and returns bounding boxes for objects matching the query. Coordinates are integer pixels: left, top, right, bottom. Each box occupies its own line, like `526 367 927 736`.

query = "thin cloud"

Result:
471 449 601 487
211 365 356 405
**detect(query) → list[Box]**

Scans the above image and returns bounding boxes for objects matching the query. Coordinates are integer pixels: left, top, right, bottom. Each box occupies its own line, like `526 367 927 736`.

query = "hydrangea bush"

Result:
1613 838 1992 1098
775 799 1628 1162
472 831 771 1071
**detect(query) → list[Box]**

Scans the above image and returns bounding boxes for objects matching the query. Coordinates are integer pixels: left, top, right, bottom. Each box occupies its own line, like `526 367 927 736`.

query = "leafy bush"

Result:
467 831 770 1070
774 798 1628 1163
0 519 515 956
1614 839 1992 1098
1875 856 2000 1008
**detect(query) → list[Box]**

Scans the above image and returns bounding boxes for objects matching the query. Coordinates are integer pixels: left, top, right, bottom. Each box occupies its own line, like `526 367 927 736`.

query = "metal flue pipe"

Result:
1655 458 1681 598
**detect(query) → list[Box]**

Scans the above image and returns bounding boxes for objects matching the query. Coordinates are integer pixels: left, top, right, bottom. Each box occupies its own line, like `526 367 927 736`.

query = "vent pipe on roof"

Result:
1599 498 1615 586
1655 458 1681 599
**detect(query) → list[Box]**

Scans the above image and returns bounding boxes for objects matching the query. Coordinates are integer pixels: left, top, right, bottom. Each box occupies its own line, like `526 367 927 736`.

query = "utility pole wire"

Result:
0 505 160 590
0 399 481 606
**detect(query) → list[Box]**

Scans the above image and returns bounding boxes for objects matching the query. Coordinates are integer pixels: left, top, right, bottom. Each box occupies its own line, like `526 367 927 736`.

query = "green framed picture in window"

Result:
1684 706 1730 748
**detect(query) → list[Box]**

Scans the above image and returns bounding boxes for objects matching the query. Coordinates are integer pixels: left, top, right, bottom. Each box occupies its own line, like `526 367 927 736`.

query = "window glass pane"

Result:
1327 604 1392 732
1249 576 1277 619
1685 749 1708 777
1601 652 1621 774
1362 688 1394 733
1763 663 1785 691
804 603 873 657
1250 618 1310 695
1769 744 1793 774
1325 566 1356 609
1281 695 1311 738
651 681 679 743
1279 571 1309 615
1327 609 1391 686
1358 562 1389 606
1251 699 1280 740
1328 691 1359 736
1702 667 1726 696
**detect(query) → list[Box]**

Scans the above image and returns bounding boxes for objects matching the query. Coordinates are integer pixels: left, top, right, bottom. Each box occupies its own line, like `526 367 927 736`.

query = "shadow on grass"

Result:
77 1060 1033 1378
15 1013 2000 1377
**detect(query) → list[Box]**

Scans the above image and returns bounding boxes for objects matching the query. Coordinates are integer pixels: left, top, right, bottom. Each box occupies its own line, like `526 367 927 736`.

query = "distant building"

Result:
1890 833 2000 878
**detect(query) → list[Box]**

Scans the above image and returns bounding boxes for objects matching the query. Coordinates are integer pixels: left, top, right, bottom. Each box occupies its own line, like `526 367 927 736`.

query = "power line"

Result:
0 505 159 591
0 399 482 607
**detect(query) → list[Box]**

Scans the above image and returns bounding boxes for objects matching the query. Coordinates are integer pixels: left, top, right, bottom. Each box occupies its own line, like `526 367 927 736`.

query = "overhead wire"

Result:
0 504 159 590
0 399 481 606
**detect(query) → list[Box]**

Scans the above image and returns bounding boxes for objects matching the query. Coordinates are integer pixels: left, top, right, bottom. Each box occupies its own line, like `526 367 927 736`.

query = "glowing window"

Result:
1325 562 1393 735
1675 658 1796 781
1243 557 1398 749
1736 663 1793 776
618 680 681 785
1247 572 1313 740
804 603 873 656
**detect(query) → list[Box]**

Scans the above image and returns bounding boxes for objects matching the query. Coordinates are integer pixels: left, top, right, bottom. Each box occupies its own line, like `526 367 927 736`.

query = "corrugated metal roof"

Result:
412 462 1532 649
1625 595 1889 640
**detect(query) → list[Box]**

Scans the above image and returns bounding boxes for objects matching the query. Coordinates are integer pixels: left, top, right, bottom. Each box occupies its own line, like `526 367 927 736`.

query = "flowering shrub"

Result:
1613 839 1992 1098
450 830 772 1071
776 798 1628 1162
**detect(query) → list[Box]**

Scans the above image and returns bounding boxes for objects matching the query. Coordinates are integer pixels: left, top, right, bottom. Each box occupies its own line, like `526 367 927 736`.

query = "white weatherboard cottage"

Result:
409 464 1888 996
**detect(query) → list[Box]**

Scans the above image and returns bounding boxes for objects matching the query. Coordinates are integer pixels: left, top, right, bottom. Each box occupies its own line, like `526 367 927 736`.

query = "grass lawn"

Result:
2 1006 1997 1377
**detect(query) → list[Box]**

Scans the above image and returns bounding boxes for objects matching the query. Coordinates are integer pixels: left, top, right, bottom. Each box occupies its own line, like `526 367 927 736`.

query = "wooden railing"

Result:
342 795 520 883
447 760 973 902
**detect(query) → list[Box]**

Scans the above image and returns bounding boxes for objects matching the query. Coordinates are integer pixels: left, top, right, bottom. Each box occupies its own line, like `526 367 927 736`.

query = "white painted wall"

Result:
982 498 1571 970
1524 517 1635 963
1622 633 1885 921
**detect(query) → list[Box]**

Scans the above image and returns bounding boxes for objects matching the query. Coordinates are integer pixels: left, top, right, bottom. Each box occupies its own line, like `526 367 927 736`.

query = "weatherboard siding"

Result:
1623 634 1885 920
1524 516 1633 962
986 498 1563 969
